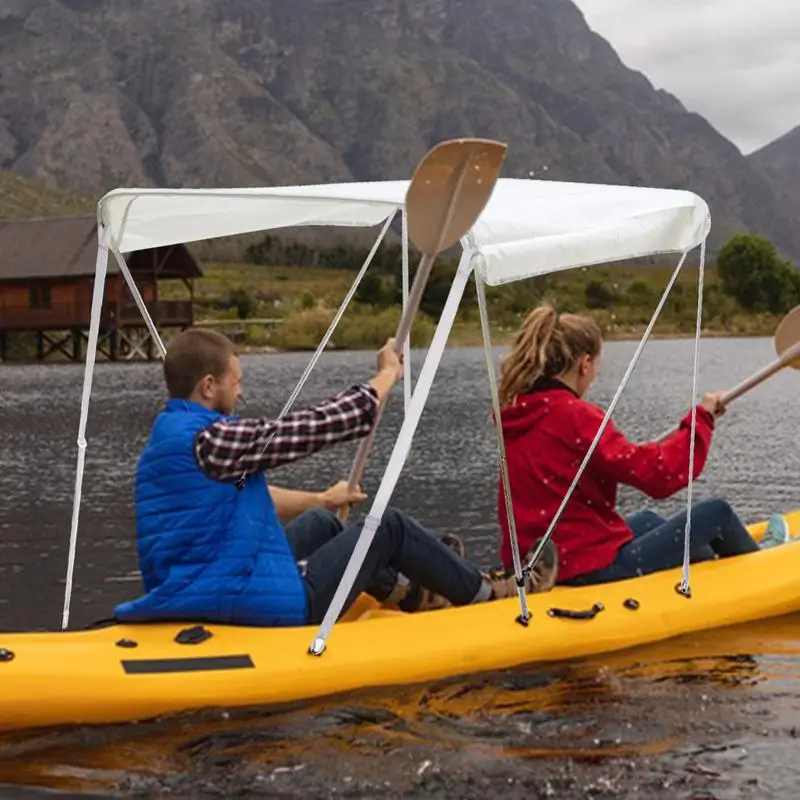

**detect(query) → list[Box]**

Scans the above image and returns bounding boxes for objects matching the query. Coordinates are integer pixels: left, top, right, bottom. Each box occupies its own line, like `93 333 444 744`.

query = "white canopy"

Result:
97 178 710 286
61 173 713 638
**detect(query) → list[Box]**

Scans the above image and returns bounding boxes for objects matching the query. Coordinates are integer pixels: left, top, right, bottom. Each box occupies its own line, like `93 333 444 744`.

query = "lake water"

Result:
1 338 799 797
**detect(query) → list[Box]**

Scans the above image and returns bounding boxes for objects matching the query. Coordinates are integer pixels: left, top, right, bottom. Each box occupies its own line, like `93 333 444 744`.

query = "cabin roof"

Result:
0 215 203 282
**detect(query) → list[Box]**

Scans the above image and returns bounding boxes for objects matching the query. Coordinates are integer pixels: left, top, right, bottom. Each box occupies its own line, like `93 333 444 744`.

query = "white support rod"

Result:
62 226 111 630
111 248 166 358
401 207 411 413
239 211 397 480
524 249 692 575
475 272 530 622
309 249 475 655
277 211 395 414
679 239 707 594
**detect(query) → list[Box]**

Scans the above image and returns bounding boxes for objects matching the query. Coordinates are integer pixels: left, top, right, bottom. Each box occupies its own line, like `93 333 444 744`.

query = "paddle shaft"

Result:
337 251 436 521
654 338 800 443
719 339 800 405
331 137 507 522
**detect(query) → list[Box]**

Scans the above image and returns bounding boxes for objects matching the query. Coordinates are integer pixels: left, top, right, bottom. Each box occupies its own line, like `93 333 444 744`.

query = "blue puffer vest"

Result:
113 400 309 626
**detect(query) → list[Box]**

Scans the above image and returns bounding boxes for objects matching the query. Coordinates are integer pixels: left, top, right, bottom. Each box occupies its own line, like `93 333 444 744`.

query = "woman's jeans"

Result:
283 508 484 624
565 498 760 586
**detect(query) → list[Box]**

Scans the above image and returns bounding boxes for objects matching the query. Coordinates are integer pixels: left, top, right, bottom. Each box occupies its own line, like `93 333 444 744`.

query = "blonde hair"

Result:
498 304 602 407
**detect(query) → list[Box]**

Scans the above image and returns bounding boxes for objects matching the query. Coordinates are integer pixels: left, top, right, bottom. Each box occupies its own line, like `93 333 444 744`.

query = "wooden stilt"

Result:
109 328 118 362
71 329 83 362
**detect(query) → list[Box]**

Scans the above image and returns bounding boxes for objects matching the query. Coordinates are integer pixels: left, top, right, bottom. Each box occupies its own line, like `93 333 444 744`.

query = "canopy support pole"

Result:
61 225 111 630
522 248 693 579
111 248 166 358
678 239 707 597
401 207 411 413
271 211 395 415
475 270 529 623
236 212 397 484
309 248 476 656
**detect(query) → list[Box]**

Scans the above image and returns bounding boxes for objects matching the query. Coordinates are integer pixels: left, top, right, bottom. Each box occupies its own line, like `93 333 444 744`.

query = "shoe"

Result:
440 532 466 558
397 533 467 613
381 572 411 605
759 513 790 550
484 538 559 599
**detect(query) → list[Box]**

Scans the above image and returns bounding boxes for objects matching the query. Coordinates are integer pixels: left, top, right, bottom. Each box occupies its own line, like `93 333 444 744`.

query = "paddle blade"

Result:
774 305 800 370
405 138 507 256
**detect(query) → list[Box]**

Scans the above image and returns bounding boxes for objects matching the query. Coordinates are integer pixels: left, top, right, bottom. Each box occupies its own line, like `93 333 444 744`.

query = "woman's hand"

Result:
701 390 727 418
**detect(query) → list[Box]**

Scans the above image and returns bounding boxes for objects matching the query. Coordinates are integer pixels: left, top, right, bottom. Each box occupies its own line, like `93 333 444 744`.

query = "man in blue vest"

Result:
114 329 558 627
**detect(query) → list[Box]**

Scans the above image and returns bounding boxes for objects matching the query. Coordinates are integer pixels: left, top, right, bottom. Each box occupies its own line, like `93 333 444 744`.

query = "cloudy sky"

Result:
572 0 799 154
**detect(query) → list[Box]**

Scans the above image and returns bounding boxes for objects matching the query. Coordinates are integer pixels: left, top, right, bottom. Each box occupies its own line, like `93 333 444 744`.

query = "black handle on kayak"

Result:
547 602 605 621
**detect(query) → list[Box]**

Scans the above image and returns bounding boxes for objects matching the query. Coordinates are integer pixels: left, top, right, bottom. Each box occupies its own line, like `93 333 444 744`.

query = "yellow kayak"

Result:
2 510 799 733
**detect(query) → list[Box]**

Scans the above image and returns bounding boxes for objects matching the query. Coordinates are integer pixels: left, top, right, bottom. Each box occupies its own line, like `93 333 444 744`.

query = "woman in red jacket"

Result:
496 304 789 586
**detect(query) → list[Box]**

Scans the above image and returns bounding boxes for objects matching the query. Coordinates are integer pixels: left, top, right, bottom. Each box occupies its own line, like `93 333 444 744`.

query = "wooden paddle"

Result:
337 137 508 522
655 305 800 443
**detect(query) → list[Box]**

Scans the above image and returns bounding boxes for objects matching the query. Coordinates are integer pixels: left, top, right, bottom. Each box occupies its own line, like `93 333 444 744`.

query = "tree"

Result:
354 272 391 307
390 259 468 319
716 234 800 314
584 280 618 309
626 279 655 307
300 291 316 310
229 288 255 320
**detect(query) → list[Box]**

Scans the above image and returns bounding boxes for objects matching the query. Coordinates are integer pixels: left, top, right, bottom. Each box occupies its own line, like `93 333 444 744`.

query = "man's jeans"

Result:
284 508 484 624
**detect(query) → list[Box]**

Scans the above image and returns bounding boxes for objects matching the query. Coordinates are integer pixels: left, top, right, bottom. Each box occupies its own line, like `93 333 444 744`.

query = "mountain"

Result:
749 126 800 193
1 0 800 259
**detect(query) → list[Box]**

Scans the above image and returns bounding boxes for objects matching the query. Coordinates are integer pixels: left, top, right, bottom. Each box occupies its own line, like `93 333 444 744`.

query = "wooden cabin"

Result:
0 215 203 361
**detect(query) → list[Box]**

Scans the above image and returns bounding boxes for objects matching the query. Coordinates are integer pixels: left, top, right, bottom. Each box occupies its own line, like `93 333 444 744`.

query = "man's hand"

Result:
368 337 404 401
322 480 368 511
377 337 403 380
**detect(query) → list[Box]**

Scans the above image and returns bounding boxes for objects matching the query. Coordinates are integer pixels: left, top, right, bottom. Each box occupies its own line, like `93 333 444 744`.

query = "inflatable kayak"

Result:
1 509 799 734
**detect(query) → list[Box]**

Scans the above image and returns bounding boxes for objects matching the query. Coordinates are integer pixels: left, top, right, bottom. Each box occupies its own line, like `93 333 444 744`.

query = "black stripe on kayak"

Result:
121 655 254 674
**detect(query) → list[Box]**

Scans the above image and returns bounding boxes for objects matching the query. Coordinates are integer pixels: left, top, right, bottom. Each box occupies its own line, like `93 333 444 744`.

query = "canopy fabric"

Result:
97 178 710 286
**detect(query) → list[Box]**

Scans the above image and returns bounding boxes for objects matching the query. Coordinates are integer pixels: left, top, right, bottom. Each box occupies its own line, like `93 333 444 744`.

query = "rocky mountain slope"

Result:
749 126 800 194
1 0 799 258
0 169 91 218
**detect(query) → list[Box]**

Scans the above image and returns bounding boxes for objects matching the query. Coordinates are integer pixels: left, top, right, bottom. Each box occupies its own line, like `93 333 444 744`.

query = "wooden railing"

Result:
0 303 82 331
0 301 194 331
115 300 193 326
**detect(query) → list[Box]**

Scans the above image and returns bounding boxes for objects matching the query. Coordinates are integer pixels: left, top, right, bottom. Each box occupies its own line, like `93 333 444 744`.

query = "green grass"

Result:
0 169 93 218
159 260 785 352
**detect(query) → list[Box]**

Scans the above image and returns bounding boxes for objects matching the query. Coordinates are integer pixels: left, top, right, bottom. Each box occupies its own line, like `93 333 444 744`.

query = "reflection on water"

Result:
2 339 800 796
1 613 799 797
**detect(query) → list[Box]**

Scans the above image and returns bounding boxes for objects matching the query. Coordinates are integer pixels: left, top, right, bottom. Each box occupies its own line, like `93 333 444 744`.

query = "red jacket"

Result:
497 380 716 582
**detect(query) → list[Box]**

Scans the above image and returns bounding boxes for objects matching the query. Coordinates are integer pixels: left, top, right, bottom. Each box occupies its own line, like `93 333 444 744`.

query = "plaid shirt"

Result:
194 383 379 482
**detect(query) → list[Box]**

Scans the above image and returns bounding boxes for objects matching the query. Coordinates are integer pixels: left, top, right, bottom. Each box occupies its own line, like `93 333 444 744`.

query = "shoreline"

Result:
233 326 771 357
0 327 773 365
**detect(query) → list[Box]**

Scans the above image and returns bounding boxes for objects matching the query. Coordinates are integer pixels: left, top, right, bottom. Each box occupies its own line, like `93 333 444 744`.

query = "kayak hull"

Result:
2 510 799 733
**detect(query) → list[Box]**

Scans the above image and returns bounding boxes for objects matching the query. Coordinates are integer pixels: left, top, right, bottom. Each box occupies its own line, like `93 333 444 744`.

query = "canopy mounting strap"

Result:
308 250 476 656
234 210 398 490
522 250 691 579
111 249 166 358
678 240 707 597
475 269 530 623
62 226 111 631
